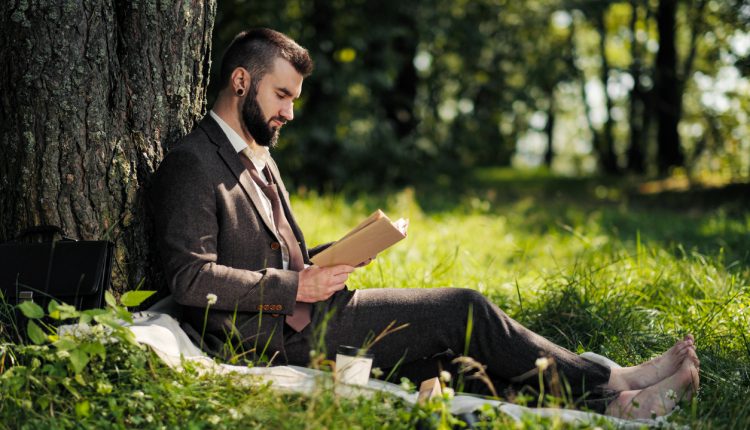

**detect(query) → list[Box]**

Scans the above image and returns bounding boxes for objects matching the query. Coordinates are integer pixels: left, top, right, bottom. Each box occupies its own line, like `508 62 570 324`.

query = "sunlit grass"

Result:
2 170 749 428
291 174 750 428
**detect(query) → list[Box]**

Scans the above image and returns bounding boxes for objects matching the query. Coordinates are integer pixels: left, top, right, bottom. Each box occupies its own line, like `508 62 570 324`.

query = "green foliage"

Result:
119 290 156 308
210 1 749 188
293 170 749 428
2 171 749 428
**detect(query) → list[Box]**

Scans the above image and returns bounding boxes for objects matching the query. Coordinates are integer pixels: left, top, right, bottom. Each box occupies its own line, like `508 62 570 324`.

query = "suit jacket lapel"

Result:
198 116 280 242
266 157 309 258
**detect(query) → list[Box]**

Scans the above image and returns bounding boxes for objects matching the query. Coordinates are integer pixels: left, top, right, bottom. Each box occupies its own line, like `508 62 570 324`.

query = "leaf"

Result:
69 349 90 374
81 342 106 361
120 290 156 307
48 301 78 320
27 320 47 344
53 338 78 351
48 300 61 319
75 400 91 419
61 378 81 400
105 291 117 308
79 313 92 325
82 308 108 317
18 301 44 319
80 309 107 325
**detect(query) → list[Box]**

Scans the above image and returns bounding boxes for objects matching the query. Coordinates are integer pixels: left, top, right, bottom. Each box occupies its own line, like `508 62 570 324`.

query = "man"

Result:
151 28 699 419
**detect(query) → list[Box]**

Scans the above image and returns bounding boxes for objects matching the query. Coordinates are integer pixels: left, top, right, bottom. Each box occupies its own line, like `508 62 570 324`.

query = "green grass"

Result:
2 169 749 428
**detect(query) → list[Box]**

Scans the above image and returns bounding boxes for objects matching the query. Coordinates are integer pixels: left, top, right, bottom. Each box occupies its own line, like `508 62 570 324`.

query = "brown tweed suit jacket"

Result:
151 115 320 363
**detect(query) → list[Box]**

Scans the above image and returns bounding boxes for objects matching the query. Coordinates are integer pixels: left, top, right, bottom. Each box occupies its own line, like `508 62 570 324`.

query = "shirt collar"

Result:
209 110 270 171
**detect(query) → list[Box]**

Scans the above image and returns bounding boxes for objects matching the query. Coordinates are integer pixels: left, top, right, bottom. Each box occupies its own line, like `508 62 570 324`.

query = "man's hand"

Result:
297 264 355 303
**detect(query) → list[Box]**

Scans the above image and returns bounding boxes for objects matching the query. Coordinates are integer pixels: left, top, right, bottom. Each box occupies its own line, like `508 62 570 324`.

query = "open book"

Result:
310 210 408 267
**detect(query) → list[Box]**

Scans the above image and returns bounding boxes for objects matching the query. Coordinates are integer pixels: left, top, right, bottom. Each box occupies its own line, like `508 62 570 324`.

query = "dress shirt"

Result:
209 110 290 270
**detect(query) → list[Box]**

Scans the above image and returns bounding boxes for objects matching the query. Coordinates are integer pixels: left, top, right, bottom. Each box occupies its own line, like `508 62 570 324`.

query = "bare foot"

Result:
606 360 699 420
607 335 697 391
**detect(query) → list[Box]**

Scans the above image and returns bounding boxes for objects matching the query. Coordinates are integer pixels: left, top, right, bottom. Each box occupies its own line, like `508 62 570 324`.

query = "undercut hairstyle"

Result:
218 28 314 91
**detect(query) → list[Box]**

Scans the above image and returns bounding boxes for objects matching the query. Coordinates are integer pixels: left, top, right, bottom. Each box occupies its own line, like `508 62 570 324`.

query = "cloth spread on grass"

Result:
126 311 673 428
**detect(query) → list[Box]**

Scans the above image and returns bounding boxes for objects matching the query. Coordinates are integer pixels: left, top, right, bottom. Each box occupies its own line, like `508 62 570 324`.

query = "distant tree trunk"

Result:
383 15 419 139
594 8 619 174
0 1 216 296
626 0 646 174
543 94 556 168
654 0 683 175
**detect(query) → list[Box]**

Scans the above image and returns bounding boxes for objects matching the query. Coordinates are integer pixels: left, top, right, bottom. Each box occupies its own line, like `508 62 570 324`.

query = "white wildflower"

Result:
371 367 384 378
439 370 452 383
208 415 221 425
132 390 145 399
400 378 415 391
535 357 549 371
666 388 677 400
228 408 240 420
443 387 455 398
206 293 217 305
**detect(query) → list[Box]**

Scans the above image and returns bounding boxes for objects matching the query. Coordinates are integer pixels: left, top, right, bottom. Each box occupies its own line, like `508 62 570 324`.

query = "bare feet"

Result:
606 359 699 420
607 335 698 391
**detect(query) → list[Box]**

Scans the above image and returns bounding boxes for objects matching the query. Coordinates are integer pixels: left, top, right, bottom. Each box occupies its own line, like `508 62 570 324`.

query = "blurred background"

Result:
208 0 750 192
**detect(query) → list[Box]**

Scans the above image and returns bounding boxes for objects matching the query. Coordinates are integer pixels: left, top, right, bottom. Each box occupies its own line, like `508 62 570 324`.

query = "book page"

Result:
338 210 386 242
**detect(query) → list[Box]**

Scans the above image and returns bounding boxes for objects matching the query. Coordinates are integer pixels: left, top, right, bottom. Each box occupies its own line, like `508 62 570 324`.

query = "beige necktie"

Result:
239 153 311 332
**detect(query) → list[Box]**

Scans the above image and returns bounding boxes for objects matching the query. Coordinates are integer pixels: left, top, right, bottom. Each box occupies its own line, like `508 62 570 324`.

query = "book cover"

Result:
310 210 408 267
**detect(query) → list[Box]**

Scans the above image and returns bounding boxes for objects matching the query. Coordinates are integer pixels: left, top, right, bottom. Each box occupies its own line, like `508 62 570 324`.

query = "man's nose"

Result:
280 102 294 121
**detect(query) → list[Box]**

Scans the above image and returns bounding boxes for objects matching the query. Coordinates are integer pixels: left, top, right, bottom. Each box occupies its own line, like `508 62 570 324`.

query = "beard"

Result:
241 89 281 148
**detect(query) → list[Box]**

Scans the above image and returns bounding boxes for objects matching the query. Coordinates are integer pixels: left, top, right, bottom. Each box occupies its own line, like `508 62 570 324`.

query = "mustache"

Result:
269 116 286 126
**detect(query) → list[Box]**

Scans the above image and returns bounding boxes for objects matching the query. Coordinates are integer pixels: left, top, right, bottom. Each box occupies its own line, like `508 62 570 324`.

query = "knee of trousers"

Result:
453 288 494 316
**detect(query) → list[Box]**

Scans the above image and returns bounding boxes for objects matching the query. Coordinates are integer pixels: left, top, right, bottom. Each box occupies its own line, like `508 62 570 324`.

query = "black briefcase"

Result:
0 226 114 311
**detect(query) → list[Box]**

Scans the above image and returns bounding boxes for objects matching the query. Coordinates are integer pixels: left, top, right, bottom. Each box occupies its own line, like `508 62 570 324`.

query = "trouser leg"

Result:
284 287 615 412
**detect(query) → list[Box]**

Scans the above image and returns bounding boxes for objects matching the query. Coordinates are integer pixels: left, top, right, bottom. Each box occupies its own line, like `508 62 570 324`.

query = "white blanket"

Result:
127 311 670 428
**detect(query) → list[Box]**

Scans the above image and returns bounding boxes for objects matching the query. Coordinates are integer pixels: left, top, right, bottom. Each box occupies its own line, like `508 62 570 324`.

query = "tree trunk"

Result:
543 94 555 168
654 0 683 175
594 8 619 174
0 0 216 297
626 0 646 174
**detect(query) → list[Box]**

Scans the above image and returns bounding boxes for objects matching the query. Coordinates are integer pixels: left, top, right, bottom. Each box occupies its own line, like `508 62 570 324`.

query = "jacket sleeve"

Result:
150 148 299 315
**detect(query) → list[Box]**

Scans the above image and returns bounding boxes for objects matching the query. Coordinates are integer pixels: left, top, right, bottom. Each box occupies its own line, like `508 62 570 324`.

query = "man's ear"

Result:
231 67 250 97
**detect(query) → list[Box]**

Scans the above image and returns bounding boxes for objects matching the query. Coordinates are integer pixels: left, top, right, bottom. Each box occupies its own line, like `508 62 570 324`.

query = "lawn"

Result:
2 169 749 429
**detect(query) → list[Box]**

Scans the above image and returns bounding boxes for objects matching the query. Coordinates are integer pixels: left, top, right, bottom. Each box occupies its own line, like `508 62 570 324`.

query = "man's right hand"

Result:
297 264 355 303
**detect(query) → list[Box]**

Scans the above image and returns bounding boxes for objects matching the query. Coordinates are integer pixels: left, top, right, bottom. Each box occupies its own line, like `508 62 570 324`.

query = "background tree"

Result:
0 1 216 295
208 0 748 187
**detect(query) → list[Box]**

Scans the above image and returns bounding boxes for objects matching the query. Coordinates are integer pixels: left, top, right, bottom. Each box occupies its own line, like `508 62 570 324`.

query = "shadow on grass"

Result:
333 168 749 264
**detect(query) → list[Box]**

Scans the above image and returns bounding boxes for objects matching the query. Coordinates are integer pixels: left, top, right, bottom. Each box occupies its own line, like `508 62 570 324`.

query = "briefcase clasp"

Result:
18 290 33 303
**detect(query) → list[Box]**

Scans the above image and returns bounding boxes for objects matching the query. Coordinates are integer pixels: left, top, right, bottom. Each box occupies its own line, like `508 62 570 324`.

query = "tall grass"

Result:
293 172 750 428
2 170 748 428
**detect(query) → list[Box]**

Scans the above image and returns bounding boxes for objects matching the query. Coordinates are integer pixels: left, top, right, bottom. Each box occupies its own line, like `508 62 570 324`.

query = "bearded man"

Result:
150 28 699 419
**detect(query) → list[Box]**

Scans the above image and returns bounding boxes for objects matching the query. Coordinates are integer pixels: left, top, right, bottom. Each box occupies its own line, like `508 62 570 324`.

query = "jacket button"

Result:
270 242 280 250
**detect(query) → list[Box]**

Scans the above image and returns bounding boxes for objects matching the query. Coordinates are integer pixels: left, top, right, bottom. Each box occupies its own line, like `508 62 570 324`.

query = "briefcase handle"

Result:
13 225 76 243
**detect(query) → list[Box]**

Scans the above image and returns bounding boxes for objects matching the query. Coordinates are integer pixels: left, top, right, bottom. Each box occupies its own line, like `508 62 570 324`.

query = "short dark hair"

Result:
218 28 313 90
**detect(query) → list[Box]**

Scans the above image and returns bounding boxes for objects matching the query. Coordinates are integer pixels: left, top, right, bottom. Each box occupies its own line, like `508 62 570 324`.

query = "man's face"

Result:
241 57 303 147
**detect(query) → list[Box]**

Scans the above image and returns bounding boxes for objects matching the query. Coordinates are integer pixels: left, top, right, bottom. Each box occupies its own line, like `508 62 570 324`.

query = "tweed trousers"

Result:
284 287 616 413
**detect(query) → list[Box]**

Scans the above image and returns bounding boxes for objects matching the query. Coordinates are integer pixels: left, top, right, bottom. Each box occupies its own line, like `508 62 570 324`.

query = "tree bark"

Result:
654 0 683 175
594 8 619 174
626 0 646 174
0 0 216 296
543 94 555 168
